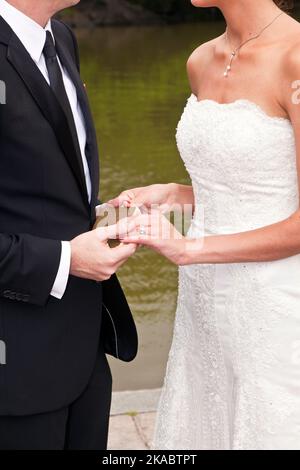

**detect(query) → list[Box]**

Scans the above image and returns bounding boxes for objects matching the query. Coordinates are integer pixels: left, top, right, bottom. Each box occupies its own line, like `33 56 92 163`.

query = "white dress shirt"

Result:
0 0 92 299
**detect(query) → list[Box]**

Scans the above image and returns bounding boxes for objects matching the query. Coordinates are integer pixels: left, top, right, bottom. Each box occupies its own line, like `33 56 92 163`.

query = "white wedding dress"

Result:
154 95 300 450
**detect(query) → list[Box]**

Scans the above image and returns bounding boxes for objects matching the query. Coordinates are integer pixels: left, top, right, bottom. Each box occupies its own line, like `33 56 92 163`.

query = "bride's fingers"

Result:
114 211 165 242
121 235 153 246
104 217 137 240
107 197 130 208
130 213 154 228
121 223 161 245
108 191 135 208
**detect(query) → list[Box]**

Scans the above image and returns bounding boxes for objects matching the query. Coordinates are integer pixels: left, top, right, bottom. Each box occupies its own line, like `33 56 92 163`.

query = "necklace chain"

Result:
223 11 284 78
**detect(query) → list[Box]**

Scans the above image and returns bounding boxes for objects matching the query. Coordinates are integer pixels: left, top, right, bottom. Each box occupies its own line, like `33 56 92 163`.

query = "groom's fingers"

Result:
96 218 136 241
113 242 137 263
96 212 158 243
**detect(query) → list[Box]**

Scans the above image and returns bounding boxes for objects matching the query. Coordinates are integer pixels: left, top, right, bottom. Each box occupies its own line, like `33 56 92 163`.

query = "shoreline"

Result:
57 0 161 29
57 2 299 29
56 0 222 29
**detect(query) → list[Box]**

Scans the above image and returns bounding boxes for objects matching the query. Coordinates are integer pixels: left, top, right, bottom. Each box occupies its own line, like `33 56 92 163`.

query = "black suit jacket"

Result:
0 17 137 416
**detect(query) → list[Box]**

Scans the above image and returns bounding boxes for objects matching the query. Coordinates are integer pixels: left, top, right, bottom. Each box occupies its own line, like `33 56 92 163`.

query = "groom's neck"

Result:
6 0 52 27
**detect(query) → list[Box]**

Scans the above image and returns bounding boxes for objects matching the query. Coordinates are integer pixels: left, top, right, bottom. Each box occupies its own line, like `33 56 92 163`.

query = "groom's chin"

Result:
55 0 81 11
64 0 81 8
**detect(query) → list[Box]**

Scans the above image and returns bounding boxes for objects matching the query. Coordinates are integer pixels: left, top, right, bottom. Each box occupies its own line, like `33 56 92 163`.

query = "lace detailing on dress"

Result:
178 95 297 235
154 96 300 450
154 264 230 450
193 264 229 449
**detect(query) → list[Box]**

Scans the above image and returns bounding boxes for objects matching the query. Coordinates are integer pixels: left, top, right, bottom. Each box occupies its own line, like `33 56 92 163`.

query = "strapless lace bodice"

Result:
177 95 297 235
154 95 300 450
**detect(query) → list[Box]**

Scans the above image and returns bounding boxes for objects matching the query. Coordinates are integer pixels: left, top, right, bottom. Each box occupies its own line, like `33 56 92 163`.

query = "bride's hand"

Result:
108 183 177 212
120 211 191 265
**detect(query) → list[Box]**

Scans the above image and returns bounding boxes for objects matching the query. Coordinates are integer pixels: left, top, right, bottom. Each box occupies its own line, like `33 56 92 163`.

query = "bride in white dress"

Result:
111 0 300 450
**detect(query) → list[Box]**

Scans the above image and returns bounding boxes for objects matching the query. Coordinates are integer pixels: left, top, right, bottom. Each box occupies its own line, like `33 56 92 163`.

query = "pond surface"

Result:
78 22 224 391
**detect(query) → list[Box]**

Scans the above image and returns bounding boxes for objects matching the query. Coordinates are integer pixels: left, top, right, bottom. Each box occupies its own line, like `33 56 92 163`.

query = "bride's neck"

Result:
221 0 281 46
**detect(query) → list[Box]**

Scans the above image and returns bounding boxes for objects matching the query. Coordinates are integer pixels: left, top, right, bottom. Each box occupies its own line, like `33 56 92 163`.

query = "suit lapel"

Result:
0 17 90 211
53 33 100 208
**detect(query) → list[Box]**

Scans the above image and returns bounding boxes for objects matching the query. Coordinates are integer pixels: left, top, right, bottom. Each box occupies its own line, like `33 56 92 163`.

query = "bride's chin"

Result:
191 0 216 7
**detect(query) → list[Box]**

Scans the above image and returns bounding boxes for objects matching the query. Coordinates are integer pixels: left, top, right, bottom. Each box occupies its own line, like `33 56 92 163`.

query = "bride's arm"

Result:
171 184 195 208
183 213 300 265
119 209 300 266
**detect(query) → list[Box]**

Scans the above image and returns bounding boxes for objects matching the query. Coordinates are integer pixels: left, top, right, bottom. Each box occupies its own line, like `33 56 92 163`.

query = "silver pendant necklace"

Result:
224 11 284 78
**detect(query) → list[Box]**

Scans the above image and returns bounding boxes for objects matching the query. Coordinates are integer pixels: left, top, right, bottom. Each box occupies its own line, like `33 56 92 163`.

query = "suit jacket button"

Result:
3 290 10 298
9 292 16 300
23 295 30 303
16 293 23 301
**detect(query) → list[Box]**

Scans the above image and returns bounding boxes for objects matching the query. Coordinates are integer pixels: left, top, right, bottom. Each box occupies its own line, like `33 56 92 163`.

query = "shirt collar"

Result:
0 0 54 63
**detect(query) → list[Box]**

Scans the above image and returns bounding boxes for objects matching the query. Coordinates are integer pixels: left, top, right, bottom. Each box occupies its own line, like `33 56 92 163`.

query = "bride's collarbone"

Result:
196 79 289 121
196 50 289 119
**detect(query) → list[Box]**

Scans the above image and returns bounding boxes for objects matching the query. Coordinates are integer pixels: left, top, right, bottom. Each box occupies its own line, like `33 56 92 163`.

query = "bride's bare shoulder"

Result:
280 23 300 85
187 36 221 93
276 18 300 116
187 36 220 70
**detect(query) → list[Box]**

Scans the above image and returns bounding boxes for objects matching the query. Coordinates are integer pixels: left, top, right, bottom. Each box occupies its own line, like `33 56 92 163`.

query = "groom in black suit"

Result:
0 0 137 450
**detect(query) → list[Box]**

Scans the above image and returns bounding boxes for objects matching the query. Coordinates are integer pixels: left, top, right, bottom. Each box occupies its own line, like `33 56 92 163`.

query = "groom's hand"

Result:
70 225 136 281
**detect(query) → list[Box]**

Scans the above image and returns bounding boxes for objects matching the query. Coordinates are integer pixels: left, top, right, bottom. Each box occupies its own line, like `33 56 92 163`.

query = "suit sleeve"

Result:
0 233 62 307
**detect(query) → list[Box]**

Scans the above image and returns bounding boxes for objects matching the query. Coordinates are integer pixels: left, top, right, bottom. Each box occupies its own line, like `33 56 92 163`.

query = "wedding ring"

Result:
139 225 147 236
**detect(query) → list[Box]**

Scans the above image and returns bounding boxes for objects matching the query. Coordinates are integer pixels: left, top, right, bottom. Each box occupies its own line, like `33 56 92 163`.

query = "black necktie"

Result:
43 31 89 197
43 31 74 125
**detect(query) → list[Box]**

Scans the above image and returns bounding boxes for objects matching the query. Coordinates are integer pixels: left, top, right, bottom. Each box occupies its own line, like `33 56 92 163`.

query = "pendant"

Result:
223 51 236 78
223 65 231 78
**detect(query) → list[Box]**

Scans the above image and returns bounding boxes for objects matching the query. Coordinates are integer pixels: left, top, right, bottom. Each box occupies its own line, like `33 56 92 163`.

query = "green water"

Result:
78 23 224 391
